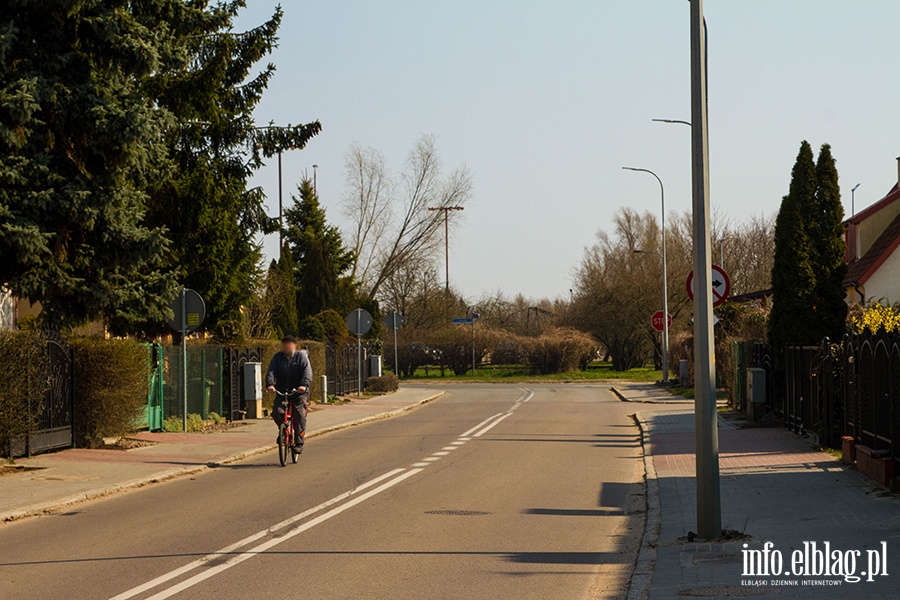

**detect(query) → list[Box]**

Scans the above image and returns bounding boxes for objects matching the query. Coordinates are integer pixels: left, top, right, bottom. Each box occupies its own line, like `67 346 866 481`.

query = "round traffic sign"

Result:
167 288 206 333
383 310 405 331
686 265 731 307
651 311 672 332
346 308 373 336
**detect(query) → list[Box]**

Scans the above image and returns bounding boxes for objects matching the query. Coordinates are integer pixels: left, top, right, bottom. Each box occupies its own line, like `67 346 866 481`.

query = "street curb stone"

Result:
625 411 661 600
0 391 445 524
610 385 692 404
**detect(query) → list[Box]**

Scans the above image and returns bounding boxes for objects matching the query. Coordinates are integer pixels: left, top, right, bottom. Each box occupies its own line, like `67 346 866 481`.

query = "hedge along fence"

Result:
0 330 47 458
70 338 149 448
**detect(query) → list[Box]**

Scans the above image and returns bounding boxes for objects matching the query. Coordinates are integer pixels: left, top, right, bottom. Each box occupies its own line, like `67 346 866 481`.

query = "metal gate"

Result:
226 346 265 421
325 344 371 396
28 333 74 455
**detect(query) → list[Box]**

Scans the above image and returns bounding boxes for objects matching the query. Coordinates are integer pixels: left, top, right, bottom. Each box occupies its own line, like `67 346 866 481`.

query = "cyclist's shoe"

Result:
293 443 304 454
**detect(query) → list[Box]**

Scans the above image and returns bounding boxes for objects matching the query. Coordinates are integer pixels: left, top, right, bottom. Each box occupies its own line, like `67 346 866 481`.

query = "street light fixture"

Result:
851 183 860 216
652 118 692 126
623 167 670 384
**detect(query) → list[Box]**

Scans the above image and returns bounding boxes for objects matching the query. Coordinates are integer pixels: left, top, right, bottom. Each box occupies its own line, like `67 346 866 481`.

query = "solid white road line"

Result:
472 412 513 437
142 469 423 600
109 468 406 600
460 413 504 437
519 388 535 403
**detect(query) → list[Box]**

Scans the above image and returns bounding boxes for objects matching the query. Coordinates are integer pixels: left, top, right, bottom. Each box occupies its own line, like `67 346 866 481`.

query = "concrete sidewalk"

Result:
610 382 693 404
0 386 443 524
618 382 900 599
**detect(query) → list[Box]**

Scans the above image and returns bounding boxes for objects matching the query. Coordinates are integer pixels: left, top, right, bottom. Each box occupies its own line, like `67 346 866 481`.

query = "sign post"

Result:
167 288 206 432
383 311 405 376
346 309 373 394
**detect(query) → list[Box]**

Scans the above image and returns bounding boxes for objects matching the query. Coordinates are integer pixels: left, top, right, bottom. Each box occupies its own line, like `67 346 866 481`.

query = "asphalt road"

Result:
0 384 645 600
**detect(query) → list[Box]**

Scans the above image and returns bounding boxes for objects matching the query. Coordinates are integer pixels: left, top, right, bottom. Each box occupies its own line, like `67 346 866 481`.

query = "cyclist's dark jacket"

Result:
266 351 312 393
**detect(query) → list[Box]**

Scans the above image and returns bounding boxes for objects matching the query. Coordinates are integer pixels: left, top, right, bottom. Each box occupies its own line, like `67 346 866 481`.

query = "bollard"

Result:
679 359 689 387
320 374 328 404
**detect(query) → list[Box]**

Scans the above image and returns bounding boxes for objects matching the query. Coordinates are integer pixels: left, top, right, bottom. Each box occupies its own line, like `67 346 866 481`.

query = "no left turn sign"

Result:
686 265 731 307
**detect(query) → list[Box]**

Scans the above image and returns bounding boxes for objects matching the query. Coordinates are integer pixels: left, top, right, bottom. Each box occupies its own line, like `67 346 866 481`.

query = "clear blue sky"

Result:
236 1 900 300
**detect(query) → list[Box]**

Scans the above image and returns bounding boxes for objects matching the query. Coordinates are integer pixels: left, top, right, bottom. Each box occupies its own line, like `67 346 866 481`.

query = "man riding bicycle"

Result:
266 335 312 453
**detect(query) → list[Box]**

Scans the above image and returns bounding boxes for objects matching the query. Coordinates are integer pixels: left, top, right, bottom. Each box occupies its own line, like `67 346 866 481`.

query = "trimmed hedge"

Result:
366 374 399 393
0 330 46 458
70 338 149 448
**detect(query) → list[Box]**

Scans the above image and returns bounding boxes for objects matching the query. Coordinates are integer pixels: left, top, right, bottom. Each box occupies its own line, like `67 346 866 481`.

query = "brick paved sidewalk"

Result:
632 405 900 599
0 387 443 524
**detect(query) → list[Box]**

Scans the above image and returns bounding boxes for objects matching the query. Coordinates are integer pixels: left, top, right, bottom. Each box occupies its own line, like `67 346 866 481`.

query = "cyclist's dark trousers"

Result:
273 396 308 446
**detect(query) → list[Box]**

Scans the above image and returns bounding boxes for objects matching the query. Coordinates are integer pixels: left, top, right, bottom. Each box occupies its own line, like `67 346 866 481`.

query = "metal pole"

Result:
444 210 450 293
181 288 187 433
357 308 362 395
623 168 669 384
472 318 476 374
691 0 721 539
278 150 283 251
851 183 860 217
393 315 399 377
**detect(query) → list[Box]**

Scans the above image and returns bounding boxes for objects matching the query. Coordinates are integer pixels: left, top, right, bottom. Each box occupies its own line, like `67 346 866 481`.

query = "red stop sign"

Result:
652 311 672 332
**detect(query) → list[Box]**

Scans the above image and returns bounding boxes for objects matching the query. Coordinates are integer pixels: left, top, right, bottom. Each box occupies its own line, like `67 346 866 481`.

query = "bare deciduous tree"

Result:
342 135 473 298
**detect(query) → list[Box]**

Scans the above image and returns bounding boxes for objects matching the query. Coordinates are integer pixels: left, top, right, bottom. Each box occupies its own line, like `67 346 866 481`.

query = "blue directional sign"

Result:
451 318 474 324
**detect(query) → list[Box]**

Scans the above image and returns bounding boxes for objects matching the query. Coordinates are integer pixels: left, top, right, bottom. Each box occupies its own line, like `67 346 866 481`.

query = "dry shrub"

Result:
525 327 596 374
490 330 528 366
428 326 498 375
365 374 399 393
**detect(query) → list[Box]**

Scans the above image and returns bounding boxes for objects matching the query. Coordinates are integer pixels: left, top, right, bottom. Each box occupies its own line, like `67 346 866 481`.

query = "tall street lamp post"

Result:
690 0 721 540
428 206 465 293
622 167 669 384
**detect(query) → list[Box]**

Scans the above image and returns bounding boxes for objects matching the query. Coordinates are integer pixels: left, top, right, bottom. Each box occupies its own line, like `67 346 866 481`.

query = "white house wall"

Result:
861 246 900 304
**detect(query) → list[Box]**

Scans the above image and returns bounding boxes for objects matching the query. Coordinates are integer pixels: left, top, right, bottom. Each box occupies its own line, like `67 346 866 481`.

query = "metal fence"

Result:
325 344 372 396
735 334 900 457
225 345 266 421
153 345 224 423
842 334 900 464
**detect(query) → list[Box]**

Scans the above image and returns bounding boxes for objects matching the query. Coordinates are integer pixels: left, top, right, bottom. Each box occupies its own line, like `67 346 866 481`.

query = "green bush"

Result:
162 416 182 432
365 374 399 393
298 315 326 342
70 338 149 448
207 411 225 424
315 309 349 346
429 327 498 375
0 330 47 458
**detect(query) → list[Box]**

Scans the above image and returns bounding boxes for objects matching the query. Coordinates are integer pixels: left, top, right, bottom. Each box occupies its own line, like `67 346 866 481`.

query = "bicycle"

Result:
274 388 305 467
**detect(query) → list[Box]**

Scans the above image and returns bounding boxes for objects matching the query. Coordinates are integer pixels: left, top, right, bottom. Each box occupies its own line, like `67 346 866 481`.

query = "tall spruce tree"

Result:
811 144 848 341
0 1 180 329
769 141 819 346
284 179 355 318
269 246 299 338
141 3 320 339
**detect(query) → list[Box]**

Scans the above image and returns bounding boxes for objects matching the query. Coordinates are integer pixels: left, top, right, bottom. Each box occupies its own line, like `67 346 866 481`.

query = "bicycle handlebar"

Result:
273 387 307 396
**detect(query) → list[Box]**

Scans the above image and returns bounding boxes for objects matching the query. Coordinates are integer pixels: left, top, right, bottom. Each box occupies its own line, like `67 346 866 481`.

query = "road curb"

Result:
0 391 445 525
610 385 692 404
625 411 661 600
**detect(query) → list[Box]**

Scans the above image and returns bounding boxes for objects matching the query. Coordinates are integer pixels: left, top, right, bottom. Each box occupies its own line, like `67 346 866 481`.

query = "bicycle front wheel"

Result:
278 423 288 467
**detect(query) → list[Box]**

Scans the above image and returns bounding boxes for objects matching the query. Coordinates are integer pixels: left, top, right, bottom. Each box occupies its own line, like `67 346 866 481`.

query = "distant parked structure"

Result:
844 157 900 304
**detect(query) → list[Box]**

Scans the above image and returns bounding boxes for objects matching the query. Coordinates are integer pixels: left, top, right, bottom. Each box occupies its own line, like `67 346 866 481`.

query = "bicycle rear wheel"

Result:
278 423 288 467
